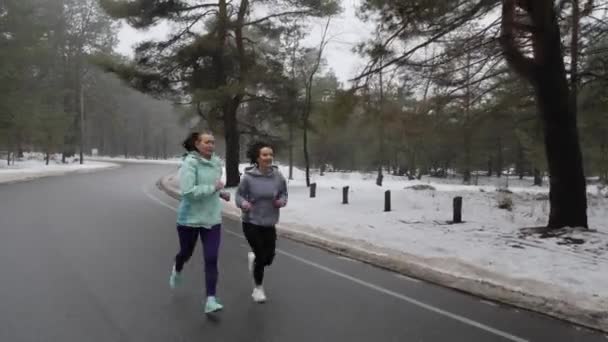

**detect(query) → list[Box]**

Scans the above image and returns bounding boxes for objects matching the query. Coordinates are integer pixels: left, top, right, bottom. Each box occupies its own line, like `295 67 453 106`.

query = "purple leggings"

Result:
174 225 221 296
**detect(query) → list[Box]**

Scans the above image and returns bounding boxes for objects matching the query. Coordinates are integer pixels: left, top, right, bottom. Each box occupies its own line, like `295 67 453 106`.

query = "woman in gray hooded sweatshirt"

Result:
236 141 288 303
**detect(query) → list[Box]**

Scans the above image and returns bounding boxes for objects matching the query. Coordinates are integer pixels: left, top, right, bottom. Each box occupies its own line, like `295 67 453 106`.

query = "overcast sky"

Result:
115 0 374 86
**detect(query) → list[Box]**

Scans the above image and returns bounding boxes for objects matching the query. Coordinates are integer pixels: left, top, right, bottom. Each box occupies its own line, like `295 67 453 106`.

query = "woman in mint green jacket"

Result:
169 132 230 314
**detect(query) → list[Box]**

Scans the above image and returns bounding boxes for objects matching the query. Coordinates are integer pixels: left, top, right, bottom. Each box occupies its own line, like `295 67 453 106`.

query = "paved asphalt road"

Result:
0 163 606 342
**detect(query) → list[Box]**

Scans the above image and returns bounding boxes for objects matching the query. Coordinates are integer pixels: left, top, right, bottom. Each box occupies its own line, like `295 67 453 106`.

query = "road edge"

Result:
0 163 121 185
158 173 608 334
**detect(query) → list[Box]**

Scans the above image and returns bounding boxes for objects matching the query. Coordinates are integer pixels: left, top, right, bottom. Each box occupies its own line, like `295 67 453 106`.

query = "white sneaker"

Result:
169 265 182 289
247 252 255 273
252 286 267 303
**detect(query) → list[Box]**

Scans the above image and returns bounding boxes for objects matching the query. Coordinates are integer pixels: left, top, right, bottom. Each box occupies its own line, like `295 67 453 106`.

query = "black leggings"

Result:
243 222 277 286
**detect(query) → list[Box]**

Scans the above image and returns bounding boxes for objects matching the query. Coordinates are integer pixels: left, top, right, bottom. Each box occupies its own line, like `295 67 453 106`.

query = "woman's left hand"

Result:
220 191 231 202
273 199 286 208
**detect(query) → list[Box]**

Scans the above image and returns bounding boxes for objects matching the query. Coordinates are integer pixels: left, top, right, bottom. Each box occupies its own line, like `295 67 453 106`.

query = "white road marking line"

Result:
338 256 357 262
274 248 528 342
480 300 499 307
143 186 529 342
395 274 422 283
142 185 180 212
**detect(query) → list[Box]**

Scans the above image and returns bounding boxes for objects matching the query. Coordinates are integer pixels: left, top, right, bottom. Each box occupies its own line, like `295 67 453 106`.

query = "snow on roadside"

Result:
88 155 181 165
217 164 608 303
0 153 118 184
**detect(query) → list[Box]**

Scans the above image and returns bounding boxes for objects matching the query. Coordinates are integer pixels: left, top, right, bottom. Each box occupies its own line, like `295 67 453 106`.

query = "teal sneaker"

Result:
169 265 182 289
204 296 223 314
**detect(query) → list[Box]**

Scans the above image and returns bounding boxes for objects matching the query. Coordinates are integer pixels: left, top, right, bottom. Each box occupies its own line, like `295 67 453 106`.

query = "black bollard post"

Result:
453 196 463 223
384 190 391 212
310 183 317 198
342 186 349 204
376 168 384 186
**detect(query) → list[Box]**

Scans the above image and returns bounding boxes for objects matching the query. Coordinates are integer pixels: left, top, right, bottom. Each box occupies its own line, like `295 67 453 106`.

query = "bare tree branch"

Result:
353 1 498 82
159 11 215 50
242 10 311 27
180 3 220 11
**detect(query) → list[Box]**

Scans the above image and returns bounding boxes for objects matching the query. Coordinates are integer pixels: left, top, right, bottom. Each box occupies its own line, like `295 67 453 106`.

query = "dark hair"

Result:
182 132 200 152
246 141 274 165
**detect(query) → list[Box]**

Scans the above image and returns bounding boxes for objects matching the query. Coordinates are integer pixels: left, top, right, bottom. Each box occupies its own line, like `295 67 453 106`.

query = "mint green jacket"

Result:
176 152 223 228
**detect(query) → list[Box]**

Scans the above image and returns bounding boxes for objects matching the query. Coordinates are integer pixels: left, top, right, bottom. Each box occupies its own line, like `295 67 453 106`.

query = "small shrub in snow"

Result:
405 184 436 191
497 188 513 194
535 193 549 201
498 196 514 211
598 184 608 198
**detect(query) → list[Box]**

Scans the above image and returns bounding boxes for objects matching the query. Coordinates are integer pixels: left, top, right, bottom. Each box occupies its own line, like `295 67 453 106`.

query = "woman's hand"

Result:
219 191 231 202
215 180 225 191
241 200 252 211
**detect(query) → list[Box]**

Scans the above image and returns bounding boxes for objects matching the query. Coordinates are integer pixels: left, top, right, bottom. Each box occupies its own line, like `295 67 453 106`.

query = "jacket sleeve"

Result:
180 158 216 199
235 174 250 208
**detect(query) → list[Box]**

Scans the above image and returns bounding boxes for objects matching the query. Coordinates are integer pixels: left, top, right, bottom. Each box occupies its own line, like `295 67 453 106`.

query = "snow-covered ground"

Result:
0 153 118 184
88 155 181 165
216 164 608 304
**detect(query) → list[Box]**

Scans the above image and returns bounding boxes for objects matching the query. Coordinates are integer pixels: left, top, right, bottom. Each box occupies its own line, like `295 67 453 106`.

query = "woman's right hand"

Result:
241 200 252 211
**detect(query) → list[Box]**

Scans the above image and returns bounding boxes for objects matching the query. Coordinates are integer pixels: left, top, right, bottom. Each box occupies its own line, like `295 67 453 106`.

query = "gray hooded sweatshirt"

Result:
235 166 288 227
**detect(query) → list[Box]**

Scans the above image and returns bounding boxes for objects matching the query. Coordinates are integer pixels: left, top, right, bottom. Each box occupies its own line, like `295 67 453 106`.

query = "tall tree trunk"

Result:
303 111 311 187
6 134 12 166
392 150 399 176
516 142 525 180
302 72 314 187
142 121 149 159
288 32 299 182
214 0 239 186
377 67 385 184
123 129 129 159
537 11 586 228
408 151 416 180
570 0 580 114
62 90 77 163
463 132 472 184
221 0 247 187
162 128 168 159
301 18 330 188
16 129 24 159
601 140 607 184
463 51 472 184
79 86 85 164
501 0 587 228
46 132 52 165
99 118 106 156
288 120 294 180
496 136 503 178
224 102 241 187
59 0 72 165
487 157 493 177
534 168 543 186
